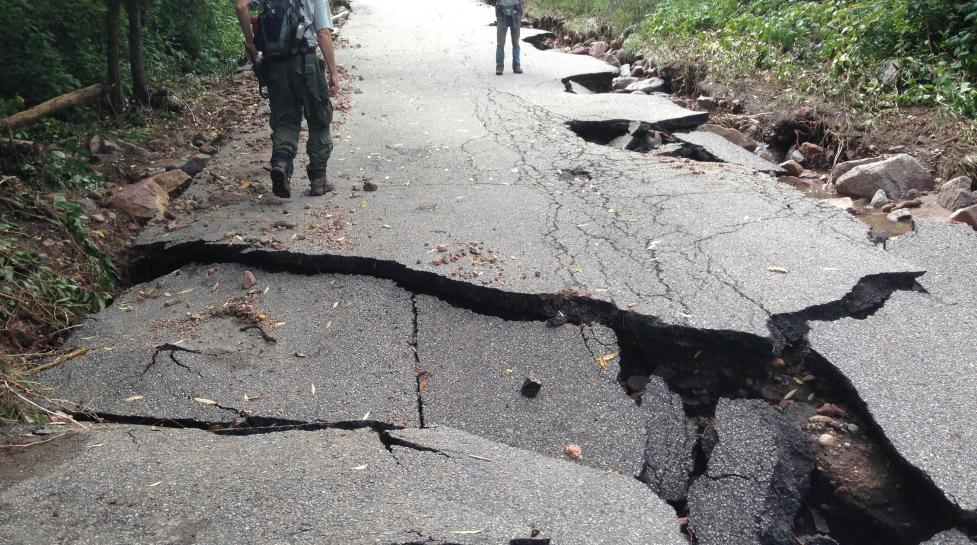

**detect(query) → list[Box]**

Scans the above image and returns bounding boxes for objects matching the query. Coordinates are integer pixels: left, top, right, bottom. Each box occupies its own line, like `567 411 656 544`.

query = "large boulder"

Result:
589 40 610 58
949 204 977 229
107 179 169 222
638 377 698 502
937 176 976 211
835 154 933 199
688 398 814 545
830 156 885 181
625 77 666 94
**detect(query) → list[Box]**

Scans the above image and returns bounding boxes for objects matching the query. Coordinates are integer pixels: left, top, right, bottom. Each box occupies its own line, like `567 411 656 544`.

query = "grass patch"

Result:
528 0 977 119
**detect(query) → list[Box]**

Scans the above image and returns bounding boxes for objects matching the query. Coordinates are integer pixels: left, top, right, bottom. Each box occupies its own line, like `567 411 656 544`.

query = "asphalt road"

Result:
9 0 977 541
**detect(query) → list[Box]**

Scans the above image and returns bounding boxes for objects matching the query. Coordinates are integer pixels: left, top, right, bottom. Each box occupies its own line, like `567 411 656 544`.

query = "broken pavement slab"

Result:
415 295 646 475
638 376 698 502
0 425 686 545
38 263 420 426
688 398 814 545
808 224 977 515
669 131 786 174
137 0 922 343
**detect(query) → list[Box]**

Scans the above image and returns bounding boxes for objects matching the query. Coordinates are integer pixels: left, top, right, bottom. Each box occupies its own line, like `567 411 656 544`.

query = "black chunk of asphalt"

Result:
688 398 814 545
638 376 698 503
520 377 542 398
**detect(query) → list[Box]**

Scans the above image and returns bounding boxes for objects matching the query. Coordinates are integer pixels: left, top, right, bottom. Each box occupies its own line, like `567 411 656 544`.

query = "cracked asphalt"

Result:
4 0 977 543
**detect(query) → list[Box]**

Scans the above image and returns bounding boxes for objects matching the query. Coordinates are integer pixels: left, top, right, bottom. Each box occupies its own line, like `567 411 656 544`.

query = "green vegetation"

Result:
0 0 241 107
528 0 977 117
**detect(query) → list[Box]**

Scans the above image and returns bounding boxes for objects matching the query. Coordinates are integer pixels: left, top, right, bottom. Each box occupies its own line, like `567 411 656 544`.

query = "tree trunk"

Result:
125 0 150 105
106 0 124 113
0 85 107 132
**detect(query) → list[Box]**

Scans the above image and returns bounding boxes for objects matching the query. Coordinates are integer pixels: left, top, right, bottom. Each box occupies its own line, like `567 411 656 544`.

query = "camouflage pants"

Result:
266 53 333 179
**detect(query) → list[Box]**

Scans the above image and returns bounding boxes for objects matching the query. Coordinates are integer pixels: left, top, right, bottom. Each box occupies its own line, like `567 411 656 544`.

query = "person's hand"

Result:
329 71 339 97
245 42 259 63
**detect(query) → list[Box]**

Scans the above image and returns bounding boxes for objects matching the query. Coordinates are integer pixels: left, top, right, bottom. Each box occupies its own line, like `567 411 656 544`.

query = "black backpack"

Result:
256 0 309 59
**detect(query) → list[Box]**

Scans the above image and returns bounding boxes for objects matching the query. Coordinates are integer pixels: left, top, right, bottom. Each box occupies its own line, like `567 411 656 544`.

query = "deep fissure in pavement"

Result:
112 240 973 544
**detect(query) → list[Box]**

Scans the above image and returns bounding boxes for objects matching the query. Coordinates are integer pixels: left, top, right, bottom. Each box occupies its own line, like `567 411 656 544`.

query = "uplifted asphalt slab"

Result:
808 223 977 513
38 263 420 426
0 425 685 545
138 0 919 341
671 131 785 173
415 295 646 474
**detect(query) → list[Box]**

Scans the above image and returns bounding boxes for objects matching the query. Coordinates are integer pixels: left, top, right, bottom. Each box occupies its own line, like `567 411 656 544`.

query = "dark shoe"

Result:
270 164 291 198
496 67 504 75
309 176 335 196
513 65 523 74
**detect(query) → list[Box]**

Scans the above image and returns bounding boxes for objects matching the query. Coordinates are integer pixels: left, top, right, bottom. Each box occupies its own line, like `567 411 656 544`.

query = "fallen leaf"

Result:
767 266 790 274
361 411 371 420
310 383 316 395
451 530 484 535
244 394 262 402
351 464 368 471
147 481 163 488
563 443 582 460
295 352 308 358
595 352 620 369
125 395 144 402
193 397 218 405
784 389 798 400
87 443 105 449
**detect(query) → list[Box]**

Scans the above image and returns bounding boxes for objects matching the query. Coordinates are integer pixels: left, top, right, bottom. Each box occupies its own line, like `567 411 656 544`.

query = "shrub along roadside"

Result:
0 0 241 108
528 0 977 118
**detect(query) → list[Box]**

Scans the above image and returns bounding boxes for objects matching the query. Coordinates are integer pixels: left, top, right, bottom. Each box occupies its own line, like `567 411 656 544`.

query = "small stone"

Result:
90 212 107 223
816 403 846 417
696 96 718 110
949 204 977 229
363 180 379 192
818 433 837 447
799 142 826 162
164 298 182 307
769 357 786 368
199 144 218 155
351 183 362 192
519 377 542 398
436 244 448 252
780 160 804 177
242 271 257 289
886 209 913 223
869 189 890 208
563 443 582 460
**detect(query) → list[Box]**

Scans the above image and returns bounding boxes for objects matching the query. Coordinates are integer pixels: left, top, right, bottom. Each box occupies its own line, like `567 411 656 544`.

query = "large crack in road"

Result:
3 0 976 544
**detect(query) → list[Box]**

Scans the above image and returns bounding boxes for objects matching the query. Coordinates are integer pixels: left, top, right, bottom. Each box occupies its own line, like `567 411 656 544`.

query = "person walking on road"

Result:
496 0 523 75
236 0 340 198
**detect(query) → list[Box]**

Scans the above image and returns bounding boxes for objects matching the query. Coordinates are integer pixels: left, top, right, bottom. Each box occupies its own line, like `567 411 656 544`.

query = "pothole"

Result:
523 31 556 51
566 119 700 155
562 73 614 94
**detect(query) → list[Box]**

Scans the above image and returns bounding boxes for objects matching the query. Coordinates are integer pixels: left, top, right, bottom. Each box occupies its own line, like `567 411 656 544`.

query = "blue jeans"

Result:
496 13 521 70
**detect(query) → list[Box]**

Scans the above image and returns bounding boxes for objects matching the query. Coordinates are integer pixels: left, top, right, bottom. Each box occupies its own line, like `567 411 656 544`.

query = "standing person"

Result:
236 0 340 198
496 0 523 75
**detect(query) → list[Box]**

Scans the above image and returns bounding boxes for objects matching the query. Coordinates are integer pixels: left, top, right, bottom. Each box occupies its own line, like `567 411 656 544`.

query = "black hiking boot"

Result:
309 176 335 196
270 156 293 198
513 65 523 74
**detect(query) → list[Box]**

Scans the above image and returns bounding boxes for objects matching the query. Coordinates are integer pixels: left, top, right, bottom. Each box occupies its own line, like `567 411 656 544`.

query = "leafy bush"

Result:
0 0 241 106
531 0 977 117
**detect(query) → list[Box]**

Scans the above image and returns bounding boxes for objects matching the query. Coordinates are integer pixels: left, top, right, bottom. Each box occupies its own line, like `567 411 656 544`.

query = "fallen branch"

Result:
0 84 107 132
25 347 88 376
